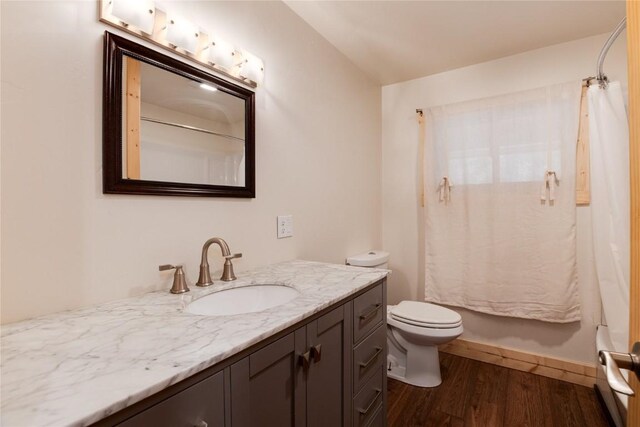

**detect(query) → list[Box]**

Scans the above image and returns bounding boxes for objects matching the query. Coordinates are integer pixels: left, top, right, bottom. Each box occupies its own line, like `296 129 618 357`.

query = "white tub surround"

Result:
1 261 388 427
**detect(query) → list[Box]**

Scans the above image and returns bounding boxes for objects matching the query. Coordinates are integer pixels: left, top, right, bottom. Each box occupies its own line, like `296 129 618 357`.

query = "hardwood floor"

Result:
387 353 610 427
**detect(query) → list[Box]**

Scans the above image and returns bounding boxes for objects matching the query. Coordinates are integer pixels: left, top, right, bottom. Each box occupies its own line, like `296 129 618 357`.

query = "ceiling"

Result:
285 1 626 85
139 60 245 123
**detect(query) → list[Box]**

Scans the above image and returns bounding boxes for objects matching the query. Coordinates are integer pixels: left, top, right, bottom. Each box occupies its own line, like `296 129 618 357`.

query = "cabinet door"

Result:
230 331 306 427
117 370 225 427
306 305 352 427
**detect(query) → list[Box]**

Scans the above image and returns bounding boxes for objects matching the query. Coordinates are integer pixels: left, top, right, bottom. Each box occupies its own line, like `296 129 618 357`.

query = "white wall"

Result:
382 33 627 364
0 1 382 323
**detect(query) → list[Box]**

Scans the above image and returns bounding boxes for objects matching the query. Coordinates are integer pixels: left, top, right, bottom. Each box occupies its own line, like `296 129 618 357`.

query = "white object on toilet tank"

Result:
346 251 389 269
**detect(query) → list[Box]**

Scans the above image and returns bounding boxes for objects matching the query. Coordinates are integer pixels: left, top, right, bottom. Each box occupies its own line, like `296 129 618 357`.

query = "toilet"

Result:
346 251 463 388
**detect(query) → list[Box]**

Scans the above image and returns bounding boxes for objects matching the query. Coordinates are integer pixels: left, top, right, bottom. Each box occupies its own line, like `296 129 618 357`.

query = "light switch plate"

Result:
277 215 293 239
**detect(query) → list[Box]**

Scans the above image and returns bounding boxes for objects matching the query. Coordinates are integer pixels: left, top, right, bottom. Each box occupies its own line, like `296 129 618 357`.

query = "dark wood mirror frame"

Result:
103 31 255 197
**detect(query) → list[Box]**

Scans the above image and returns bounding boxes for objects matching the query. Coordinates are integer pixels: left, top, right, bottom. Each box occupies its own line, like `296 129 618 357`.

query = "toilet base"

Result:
386 345 442 388
387 365 407 383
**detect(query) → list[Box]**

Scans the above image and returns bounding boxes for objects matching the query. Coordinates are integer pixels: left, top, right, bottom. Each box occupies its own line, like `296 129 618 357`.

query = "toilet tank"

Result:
346 251 390 269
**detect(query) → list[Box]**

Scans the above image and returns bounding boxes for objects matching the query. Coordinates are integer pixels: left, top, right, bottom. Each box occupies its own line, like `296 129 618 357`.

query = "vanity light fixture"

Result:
164 13 200 54
207 37 238 70
99 0 264 88
109 0 155 34
199 83 218 92
239 51 265 84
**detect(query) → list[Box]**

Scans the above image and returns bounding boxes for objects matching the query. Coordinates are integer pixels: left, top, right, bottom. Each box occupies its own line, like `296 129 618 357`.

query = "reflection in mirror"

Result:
103 31 255 197
123 57 246 186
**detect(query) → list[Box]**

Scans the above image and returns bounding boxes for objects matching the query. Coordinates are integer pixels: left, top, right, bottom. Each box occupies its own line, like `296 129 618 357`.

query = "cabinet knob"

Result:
311 344 322 363
194 421 208 427
299 351 311 370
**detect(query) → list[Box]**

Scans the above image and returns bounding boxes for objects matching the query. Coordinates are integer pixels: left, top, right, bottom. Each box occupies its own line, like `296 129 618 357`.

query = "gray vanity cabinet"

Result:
98 280 387 427
230 305 352 427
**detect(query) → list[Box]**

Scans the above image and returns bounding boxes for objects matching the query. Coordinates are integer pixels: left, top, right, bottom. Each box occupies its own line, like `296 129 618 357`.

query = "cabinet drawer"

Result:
366 404 385 427
353 283 384 343
353 324 386 394
353 365 384 427
118 371 225 427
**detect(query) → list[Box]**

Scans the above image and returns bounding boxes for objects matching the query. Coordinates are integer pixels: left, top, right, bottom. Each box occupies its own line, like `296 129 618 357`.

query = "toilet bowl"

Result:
386 301 463 387
346 250 463 388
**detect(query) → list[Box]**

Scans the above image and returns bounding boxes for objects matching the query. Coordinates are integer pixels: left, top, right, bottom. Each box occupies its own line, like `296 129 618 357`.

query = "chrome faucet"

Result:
196 237 242 286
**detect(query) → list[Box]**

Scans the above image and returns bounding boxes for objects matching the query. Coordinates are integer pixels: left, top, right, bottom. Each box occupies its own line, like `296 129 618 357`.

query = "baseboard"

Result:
439 338 597 388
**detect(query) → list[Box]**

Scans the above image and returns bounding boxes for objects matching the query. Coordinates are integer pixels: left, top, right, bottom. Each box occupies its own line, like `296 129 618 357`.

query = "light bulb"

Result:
199 83 218 92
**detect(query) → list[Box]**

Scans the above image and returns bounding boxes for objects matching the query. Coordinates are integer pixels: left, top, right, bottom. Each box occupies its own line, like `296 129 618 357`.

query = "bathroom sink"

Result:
185 285 300 316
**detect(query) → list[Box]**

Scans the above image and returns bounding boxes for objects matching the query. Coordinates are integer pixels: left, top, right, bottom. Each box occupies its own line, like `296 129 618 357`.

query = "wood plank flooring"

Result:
387 353 610 427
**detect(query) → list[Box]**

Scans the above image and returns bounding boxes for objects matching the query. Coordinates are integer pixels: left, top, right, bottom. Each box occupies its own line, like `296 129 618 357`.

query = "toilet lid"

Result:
390 301 462 328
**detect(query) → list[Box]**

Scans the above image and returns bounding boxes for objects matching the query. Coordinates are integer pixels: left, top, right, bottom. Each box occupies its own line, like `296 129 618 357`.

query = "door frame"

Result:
627 1 639 426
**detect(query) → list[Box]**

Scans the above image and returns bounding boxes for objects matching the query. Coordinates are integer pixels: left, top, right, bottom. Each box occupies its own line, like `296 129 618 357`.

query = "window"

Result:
430 88 574 185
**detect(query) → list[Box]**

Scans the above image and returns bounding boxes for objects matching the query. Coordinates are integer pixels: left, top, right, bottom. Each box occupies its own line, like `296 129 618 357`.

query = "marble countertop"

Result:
1 260 388 427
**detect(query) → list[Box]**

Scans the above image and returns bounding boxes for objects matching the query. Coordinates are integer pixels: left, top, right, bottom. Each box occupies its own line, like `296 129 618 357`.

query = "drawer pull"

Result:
299 351 311 370
311 344 322 363
359 346 383 370
359 303 382 321
194 421 208 427
357 388 382 415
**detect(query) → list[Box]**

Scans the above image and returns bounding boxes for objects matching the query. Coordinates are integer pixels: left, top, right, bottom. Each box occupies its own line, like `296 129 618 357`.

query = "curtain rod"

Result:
140 116 245 142
594 16 627 85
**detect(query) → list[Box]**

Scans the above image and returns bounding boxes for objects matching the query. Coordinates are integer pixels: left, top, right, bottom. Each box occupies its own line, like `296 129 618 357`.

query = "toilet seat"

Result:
390 301 462 329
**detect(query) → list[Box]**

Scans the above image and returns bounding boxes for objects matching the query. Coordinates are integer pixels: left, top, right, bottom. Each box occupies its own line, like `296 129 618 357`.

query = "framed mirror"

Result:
103 31 255 197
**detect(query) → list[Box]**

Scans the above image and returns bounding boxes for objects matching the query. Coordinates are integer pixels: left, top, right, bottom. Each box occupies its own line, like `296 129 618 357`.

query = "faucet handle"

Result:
159 264 190 294
221 253 242 281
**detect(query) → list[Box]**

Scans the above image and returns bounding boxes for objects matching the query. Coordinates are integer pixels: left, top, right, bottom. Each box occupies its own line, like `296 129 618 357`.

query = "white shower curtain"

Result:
424 82 582 322
589 81 630 353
